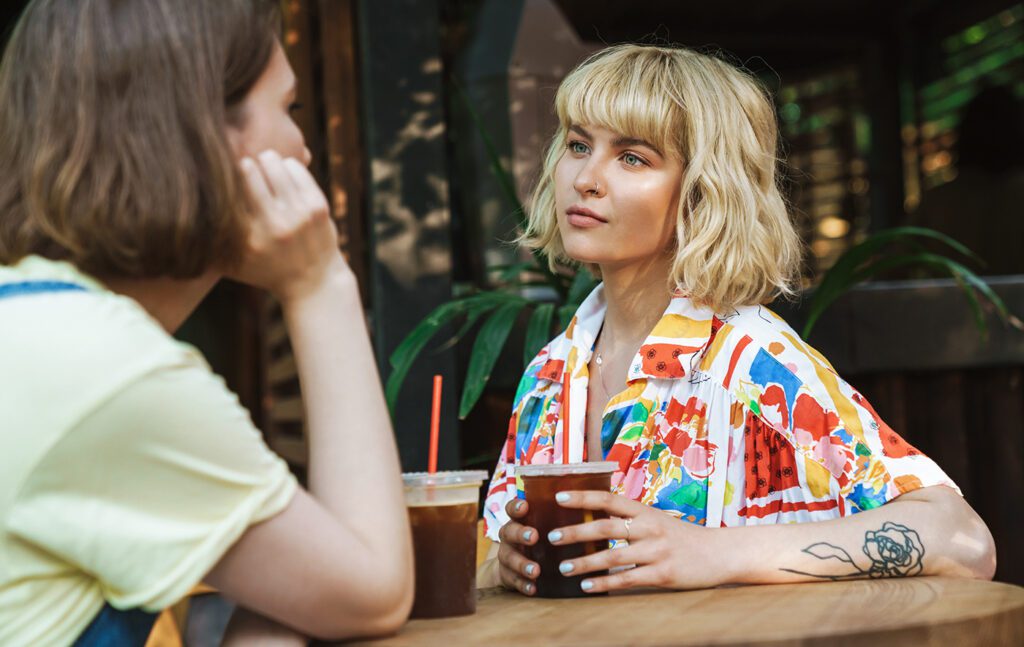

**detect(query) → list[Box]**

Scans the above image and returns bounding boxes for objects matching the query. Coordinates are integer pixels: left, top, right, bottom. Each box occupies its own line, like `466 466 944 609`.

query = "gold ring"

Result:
623 517 633 541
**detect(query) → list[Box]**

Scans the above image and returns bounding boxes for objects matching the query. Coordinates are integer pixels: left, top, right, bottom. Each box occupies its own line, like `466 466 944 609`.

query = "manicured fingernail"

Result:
581 580 594 591
524 582 534 594
559 562 574 574
548 530 563 543
555 492 570 503
525 564 536 576
522 529 533 542
514 500 524 511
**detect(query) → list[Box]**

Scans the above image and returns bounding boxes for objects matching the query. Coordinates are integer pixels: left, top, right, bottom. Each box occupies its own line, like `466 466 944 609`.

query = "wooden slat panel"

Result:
266 320 288 352
967 367 1024 585
269 436 308 466
318 0 368 299
270 396 305 423
268 354 298 383
905 371 971 498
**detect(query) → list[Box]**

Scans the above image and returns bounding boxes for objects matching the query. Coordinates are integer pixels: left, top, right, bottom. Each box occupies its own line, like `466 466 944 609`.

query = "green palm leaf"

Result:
523 302 555 366
385 299 469 413
459 300 528 418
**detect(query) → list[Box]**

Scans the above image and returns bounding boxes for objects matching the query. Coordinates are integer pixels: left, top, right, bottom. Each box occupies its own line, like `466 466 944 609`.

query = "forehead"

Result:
253 42 296 95
559 81 679 157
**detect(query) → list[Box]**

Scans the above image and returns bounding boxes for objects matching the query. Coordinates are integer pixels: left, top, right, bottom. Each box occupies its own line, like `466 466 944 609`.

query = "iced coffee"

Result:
403 470 488 618
517 462 617 598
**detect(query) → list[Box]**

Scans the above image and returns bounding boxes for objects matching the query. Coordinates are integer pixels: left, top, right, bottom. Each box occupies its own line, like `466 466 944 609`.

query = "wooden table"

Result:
348 577 1024 646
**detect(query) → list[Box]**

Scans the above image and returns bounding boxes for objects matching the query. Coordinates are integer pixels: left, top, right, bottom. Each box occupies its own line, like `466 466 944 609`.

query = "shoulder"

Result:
0 276 209 433
700 304 842 405
3 284 199 367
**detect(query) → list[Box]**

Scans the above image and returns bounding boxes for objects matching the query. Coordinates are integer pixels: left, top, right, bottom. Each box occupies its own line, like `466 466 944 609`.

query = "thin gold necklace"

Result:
592 335 616 397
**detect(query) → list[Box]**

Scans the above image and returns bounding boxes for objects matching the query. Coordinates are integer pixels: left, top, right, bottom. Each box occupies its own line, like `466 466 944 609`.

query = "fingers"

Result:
547 516 627 545
498 541 539 580
556 543 649 579
579 565 666 594
497 540 538 597
282 157 330 219
255 149 301 200
554 490 650 517
497 519 537 546
504 497 529 520
499 562 536 596
240 156 273 207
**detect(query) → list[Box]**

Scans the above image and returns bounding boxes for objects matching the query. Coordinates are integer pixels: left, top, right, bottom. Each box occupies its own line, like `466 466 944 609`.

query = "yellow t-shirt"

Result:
0 256 298 647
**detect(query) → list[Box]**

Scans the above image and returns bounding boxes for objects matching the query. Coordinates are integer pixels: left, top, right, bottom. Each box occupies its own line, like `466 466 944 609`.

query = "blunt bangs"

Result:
555 49 683 159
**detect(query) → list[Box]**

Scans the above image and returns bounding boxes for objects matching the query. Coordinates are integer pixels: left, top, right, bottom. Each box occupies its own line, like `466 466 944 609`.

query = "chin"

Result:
561 245 609 266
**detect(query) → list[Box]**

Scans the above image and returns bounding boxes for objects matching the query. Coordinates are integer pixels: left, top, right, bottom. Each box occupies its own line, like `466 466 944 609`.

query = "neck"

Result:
101 271 221 334
597 254 673 350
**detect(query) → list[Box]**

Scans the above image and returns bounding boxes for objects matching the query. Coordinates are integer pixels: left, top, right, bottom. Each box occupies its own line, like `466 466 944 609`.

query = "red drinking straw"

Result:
505 415 517 497
428 374 442 474
562 371 571 464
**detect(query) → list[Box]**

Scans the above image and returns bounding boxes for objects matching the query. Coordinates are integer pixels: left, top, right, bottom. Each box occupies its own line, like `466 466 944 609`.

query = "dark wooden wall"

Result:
855 368 1024 585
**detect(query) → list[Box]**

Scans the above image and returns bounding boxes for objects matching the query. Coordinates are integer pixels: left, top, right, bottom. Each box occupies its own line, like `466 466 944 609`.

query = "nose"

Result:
572 158 605 197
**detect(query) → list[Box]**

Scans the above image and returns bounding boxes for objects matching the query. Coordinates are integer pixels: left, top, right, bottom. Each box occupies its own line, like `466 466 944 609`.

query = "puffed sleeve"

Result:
743 342 960 521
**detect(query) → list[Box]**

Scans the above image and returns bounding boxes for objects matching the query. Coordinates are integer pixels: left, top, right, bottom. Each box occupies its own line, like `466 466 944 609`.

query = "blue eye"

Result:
568 140 589 154
623 153 643 166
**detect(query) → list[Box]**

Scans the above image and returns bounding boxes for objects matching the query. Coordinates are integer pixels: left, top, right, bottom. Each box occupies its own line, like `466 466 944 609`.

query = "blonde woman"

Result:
477 44 996 595
0 1 410 645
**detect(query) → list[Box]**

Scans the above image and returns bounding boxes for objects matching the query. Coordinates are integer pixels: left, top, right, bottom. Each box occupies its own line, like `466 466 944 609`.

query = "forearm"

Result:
281 267 412 581
718 486 996 585
221 607 307 647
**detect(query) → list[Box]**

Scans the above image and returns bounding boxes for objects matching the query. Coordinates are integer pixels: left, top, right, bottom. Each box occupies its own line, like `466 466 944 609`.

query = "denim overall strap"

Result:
2 279 158 645
72 604 158 647
0 280 87 299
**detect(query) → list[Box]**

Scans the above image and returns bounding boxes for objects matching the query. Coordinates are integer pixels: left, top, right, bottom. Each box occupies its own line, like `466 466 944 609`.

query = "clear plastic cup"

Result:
517 462 618 598
403 470 488 618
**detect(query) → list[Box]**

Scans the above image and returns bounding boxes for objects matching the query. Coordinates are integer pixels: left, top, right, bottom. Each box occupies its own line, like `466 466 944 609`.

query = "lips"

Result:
565 205 608 228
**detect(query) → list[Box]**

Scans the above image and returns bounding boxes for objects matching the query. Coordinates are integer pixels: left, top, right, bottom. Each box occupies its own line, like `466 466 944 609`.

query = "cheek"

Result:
282 119 308 159
620 176 679 244
553 157 576 205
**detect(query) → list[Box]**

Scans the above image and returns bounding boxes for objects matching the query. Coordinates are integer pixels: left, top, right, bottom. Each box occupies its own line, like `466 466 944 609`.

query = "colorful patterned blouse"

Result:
483 285 959 540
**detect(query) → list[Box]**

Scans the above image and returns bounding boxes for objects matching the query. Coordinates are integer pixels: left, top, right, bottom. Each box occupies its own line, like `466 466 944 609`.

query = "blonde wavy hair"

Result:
522 44 802 312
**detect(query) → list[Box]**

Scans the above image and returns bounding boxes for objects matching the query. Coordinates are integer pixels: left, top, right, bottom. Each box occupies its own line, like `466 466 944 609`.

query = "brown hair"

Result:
0 0 280 278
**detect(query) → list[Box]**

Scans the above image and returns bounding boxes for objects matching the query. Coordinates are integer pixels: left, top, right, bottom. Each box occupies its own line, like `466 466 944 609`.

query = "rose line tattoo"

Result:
780 522 925 580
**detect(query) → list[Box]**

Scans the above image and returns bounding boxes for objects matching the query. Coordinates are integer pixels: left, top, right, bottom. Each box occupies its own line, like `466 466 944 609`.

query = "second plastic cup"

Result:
403 470 488 619
518 461 617 598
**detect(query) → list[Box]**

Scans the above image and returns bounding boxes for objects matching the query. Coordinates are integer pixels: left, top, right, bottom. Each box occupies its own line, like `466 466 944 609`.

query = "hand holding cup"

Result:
497 498 540 596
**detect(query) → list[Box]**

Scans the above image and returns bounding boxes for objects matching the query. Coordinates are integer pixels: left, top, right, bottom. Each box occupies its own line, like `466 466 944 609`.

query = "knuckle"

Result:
654 569 672 586
310 196 330 219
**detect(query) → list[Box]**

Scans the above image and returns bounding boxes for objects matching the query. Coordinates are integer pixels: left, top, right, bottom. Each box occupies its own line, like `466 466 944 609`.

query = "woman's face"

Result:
553 123 683 271
227 41 311 165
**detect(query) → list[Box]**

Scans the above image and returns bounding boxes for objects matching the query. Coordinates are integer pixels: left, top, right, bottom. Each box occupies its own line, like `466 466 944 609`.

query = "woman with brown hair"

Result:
0 1 412 645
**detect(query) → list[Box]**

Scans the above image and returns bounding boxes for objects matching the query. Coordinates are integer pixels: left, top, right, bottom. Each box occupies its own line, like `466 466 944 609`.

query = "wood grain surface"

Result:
345 577 1024 646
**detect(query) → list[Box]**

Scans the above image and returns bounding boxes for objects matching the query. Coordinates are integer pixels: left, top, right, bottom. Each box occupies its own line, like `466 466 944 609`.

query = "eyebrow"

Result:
568 124 663 157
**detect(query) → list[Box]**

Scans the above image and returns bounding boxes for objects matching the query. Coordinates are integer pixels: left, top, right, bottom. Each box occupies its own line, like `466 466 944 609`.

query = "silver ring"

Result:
623 517 633 541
